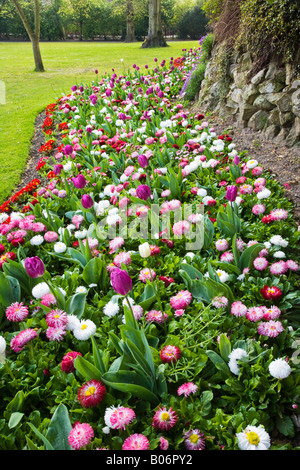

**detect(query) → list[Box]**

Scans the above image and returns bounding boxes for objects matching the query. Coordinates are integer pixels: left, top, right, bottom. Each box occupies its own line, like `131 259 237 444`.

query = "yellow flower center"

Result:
54 314 60 319
246 431 260 446
81 324 88 330
190 434 199 444
85 386 96 396
161 412 169 421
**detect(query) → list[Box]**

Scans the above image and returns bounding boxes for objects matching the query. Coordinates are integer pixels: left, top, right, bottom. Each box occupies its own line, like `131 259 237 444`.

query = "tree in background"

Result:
58 0 91 40
142 0 167 48
177 5 208 39
10 0 44 71
125 0 136 42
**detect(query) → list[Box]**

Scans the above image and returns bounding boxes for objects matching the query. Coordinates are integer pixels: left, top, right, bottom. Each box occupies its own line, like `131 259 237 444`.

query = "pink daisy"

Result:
109 237 125 253
139 267 156 283
246 306 264 322
77 379 106 408
239 184 253 195
183 429 206 450
231 301 247 317
252 204 265 215
68 422 94 450
270 261 288 275
215 239 229 251
113 251 131 267
122 433 150 450
61 351 83 373
40 293 57 307
159 436 169 450
252 166 263 176
152 406 178 431
145 310 168 324
236 238 245 251
286 260 299 271
5 302 29 322
269 208 288 220
174 309 185 317
177 382 198 397
46 309 68 328
257 320 284 338
132 305 144 320
220 251 234 262
170 290 192 309
262 305 281 320
44 231 58 242
46 326 67 342
253 257 268 271
212 296 228 308
160 345 181 364
172 220 190 236
10 328 38 352
104 405 136 430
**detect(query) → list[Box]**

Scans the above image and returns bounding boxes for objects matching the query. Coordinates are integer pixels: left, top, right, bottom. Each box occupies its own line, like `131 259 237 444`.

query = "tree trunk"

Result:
142 0 167 48
12 0 45 72
125 0 136 43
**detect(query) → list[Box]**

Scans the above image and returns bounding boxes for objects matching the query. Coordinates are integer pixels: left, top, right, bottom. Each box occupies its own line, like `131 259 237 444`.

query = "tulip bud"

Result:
136 184 151 201
110 268 132 296
81 194 93 209
24 256 45 278
139 242 151 258
225 185 238 202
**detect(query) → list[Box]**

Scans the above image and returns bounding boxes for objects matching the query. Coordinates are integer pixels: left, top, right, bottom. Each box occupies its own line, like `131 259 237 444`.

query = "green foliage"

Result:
238 0 300 63
202 0 225 23
177 5 208 40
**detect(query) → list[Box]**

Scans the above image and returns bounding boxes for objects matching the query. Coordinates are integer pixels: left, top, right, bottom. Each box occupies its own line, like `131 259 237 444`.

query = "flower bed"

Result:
0 42 300 451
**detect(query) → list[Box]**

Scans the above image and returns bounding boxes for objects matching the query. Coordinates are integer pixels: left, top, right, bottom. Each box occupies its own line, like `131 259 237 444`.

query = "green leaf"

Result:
27 423 55 450
65 292 86 318
238 243 264 271
8 412 24 429
276 415 294 437
74 355 102 381
219 334 231 361
91 336 106 375
82 257 102 285
101 371 159 404
46 404 73 450
0 273 21 307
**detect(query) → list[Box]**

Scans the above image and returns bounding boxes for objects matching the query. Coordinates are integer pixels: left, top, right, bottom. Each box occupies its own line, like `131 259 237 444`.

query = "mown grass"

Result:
0 40 199 203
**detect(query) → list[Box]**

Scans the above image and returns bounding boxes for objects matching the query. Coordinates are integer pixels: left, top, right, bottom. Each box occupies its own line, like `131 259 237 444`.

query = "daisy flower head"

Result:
252 203 266 215
68 422 94 450
286 259 299 271
139 267 156 283
45 309 68 328
172 220 190 236
270 261 288 275
152 406 178 431
61 351 82 373
246 306 264 322
77 379 106 408
269 235 289 247
145 310 168 324
212 296 228 308
220 251 234 262
40 293 57 307
215 239 229 251
159 436 169 450
160 345 181 364
10 328 38 353
257 320 284 338
177 382 198 397
253 257 268 271
269 208 288 221
231 301 248 317
268 358 291 379
236 424 271 450
46 325 67 342
5 302 29 322
216 269 229 283
122 433 150 450
32 282 50 299
183 429 206 450
262 305 281 320
170 290 192 309
228 348 248 375
103 300 120 317
104 405 136 430
246 159 258 169
73 319 96 340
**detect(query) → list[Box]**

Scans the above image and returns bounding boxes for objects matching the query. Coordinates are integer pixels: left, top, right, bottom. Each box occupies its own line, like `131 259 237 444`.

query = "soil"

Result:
13 106 300 226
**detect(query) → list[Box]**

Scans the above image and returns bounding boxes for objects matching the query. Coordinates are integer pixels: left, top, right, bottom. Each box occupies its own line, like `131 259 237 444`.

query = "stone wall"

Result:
198 45 300 147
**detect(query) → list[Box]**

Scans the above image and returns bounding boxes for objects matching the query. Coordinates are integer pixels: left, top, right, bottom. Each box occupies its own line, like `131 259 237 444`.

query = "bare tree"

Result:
11 0 45 72
142 0 167 48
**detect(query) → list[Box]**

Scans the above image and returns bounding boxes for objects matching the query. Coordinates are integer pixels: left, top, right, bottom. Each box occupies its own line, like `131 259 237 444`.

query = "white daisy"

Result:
73 319 96 340
236 425 271 450
268 358 291 379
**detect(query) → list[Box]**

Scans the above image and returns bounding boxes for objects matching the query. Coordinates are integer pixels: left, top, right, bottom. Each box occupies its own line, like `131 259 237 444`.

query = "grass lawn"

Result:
0 39 199 204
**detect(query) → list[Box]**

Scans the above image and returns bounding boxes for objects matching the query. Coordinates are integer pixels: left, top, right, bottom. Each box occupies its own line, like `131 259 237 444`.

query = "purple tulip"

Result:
71 85 77 92
110 268 132 296
81 194 93 209
225 185 238 202
63 145 73 156
24 256 45 278
72 174 86 189
136 184 151 201
233 154 240 165
53 164 63 176
137 154 149 168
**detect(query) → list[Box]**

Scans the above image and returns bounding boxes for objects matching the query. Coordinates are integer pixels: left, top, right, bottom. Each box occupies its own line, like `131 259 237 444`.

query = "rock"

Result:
264 124 280 139
230 88 243 105
265 63 286 83
252 94 275 111
275 128 289 143
286 117 300 147
289 80 300 93
232 69 248 89
279 111 295 128
238 104 258 123
292 88 300 117
251 68 267 86
275 94 292 113
240 52 253 72
242 83 259 105
268 109 280 126
258 79 286 94
247 110 269 130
